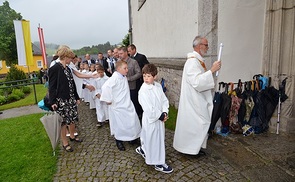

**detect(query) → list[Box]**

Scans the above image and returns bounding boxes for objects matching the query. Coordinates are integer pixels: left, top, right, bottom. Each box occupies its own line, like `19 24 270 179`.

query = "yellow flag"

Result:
21 20 33 66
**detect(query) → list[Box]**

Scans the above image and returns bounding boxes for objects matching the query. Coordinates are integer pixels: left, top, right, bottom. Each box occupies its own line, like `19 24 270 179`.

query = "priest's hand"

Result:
106 102 112 105
210 60 221 73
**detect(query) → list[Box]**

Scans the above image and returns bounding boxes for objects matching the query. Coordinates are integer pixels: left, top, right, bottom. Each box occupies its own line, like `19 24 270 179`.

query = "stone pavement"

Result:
51 102 295 182
0 104 42 120
1 104 294 181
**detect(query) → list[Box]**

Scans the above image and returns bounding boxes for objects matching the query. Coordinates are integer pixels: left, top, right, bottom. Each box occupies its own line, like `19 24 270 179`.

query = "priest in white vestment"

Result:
100 60 141 151
173 36 221 155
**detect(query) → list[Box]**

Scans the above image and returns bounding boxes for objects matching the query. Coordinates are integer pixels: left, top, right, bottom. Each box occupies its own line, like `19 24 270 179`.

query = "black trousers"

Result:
130 89 143 117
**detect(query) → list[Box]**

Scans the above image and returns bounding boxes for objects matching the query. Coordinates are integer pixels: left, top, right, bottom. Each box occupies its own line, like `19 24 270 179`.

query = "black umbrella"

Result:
209 82 224 134
220 84 232 133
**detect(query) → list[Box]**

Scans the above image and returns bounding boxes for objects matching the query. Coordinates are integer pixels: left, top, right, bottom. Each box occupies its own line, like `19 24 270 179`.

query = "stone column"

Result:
198 0 219 67
263 0 295 133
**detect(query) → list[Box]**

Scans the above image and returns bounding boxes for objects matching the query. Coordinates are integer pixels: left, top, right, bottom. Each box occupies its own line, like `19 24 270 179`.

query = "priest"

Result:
173 36 221 156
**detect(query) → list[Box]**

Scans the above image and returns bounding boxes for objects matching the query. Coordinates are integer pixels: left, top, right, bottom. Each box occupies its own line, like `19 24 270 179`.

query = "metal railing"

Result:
0 78 38 104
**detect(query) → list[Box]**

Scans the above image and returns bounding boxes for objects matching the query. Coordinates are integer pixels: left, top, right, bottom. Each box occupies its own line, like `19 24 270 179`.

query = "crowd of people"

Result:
46 36 221 174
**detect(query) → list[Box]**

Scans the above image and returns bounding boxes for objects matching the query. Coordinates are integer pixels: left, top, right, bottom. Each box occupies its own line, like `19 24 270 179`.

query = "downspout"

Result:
128 0 132 44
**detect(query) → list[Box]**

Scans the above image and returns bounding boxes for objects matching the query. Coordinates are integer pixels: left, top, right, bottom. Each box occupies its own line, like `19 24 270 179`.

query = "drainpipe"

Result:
128 0 132 44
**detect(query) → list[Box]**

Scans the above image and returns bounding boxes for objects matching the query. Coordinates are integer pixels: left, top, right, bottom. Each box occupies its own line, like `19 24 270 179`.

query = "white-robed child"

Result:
93 64 109 127
100 60 141 151
135 64 173 174
88 64 97 109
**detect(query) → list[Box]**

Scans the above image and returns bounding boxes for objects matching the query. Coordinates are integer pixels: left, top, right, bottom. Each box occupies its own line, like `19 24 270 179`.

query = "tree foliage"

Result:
0 1 22 65
122 33 130 47
5 64 27 83
73 41 116 56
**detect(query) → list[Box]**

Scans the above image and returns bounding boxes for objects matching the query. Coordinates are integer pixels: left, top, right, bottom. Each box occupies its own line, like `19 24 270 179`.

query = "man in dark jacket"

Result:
127 44 149 119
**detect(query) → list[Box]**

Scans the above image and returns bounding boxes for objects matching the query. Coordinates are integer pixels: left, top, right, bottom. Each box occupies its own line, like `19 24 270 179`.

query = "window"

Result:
37 60 43 68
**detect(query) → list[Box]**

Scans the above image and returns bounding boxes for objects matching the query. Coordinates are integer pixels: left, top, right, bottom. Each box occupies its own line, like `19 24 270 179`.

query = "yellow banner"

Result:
21 20 33 66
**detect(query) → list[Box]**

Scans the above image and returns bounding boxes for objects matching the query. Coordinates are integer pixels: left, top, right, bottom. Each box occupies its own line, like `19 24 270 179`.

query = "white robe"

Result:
88 72 97 109
82 70 91 102
100 71 141 141
68 62 83 98
93 74 109 122
173 51 215 155
139 82 169 165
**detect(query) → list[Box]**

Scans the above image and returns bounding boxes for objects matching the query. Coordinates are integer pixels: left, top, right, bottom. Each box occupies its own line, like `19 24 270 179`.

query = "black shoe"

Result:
129 138 140 145
70 137 83 143
196 150 206 157
116 140 125 151
0 111 2 114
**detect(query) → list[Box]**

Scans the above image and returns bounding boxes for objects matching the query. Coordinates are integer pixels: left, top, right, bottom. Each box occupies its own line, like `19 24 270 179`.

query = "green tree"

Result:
0 1 22 65
5 64 27 83
122 33 130 47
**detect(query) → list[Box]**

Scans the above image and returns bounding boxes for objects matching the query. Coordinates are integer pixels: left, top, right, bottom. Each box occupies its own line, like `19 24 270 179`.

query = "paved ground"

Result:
1 103 295 181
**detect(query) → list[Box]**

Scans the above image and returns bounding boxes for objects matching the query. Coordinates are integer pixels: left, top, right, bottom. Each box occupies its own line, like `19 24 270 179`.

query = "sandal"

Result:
70 136 83 143
63 144 73 152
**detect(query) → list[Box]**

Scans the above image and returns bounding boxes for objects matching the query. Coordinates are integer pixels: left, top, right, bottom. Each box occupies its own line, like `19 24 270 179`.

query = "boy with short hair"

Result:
100 60 141 151
136 64 173 173
93 64 109 127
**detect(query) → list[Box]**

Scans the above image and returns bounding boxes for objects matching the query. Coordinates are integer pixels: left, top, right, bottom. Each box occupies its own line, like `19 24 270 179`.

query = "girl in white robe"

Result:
100 60 141 150
137 64 173 174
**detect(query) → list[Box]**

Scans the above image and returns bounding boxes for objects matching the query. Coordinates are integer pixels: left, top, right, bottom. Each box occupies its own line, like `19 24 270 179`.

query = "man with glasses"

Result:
173 35 221 157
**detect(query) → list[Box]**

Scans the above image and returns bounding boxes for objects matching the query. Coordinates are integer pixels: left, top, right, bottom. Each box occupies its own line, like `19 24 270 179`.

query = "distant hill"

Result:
33 41 119 56
33 42 59 56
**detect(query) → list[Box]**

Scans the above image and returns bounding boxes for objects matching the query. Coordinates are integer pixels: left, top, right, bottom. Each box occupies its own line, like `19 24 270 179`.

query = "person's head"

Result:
72 55 78 64
90 64 96 72
56 45 75 64
192 36 209 57
83 61 89 70
142 64 158 85
116 60 128 76
107 49 113 57
85 54 91 60
95 64 105 78
79 62 84 70
118 47 128 61
113 48 119 59
98 52 104 60
52 54 59 61
127 44 137 57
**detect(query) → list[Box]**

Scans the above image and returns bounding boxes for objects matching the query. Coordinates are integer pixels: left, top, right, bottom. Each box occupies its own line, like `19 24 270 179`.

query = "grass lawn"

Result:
165 105 178 131
0 113 58 181
0 84 47 111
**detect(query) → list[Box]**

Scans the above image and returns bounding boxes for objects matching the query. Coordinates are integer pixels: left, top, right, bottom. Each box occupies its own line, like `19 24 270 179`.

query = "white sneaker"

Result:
154 164 173 174
135 146 146 159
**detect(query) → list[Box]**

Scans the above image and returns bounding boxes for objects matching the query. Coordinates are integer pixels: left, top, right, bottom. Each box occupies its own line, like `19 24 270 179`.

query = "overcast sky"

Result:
2 0 129 49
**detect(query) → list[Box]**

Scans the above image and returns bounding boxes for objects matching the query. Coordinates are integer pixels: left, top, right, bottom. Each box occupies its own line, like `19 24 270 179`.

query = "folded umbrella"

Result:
40 111 62 155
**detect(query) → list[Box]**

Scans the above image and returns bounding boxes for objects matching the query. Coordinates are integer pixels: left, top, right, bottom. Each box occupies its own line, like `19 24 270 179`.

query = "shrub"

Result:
12 89 25 99
22 86 31 94
5 64 27 85
0 95 7 105
0 87 12 96
7 94 20 102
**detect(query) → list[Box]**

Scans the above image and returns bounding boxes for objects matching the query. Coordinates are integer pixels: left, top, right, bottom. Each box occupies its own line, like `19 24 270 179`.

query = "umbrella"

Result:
220 84 232 133
40 111 62 155
209 82 224 134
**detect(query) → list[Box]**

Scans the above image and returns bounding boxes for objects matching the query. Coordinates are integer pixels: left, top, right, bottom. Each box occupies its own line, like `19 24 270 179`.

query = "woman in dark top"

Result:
48 45 81 152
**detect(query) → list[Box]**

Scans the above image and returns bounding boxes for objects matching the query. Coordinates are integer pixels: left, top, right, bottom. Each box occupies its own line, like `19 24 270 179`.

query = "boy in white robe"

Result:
93 64 109 127
136 64 173 174
100 60 141 151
